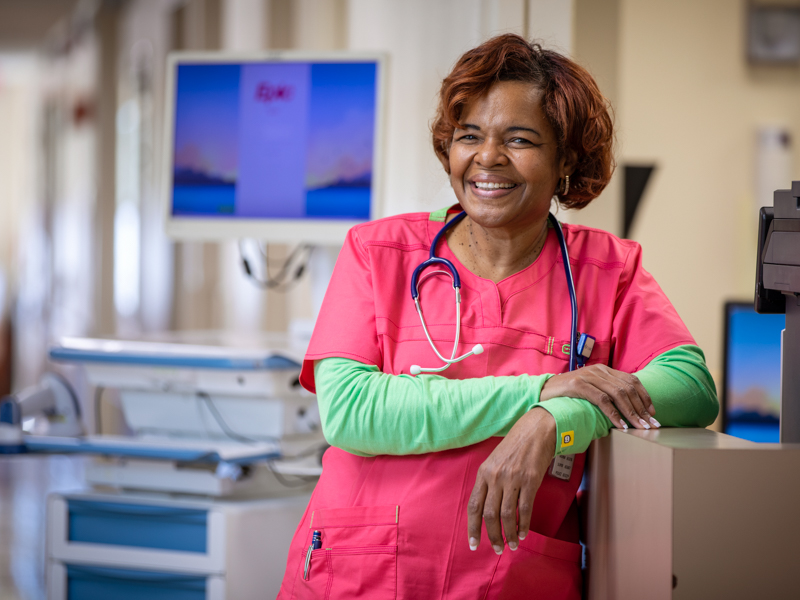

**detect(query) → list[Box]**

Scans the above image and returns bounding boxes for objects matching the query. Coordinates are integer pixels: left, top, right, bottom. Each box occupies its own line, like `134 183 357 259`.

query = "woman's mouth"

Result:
469 181 519 196
473 182 516 190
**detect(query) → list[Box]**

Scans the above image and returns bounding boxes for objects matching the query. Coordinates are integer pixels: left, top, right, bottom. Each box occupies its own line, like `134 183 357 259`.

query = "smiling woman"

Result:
277 34 718 600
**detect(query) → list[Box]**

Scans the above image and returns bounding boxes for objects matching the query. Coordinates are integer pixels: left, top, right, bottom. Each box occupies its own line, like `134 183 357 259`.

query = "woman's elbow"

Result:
695 398 720 428
684 389 719 428
318 407 377 456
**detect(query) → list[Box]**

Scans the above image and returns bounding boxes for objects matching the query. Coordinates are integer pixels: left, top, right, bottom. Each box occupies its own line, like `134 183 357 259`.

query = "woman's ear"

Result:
560 149 578 177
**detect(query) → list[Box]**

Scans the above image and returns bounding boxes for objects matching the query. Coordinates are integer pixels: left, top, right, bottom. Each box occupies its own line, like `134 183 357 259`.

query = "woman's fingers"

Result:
563 375 628 429
468 472 519 554
573 379 626 428
467 477 487 551
516 485 535 543
501 486 520 551
482 486 505 554
594 369 658 429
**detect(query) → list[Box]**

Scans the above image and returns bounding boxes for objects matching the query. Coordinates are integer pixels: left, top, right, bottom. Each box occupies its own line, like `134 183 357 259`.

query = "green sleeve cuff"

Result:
537 398 613 456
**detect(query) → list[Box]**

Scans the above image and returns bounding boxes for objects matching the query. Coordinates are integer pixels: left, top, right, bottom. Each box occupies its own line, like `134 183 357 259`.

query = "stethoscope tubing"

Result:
547 213 579 372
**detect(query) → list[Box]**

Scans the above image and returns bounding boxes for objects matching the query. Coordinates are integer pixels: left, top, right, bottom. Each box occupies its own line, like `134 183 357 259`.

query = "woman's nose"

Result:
475 140 508 167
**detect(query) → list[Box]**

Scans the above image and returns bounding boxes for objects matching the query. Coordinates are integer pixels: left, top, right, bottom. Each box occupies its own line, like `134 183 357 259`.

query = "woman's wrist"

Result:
521 407 557 456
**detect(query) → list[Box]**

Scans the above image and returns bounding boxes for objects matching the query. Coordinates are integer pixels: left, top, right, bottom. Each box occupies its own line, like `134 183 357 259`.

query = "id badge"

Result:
548 454 574 481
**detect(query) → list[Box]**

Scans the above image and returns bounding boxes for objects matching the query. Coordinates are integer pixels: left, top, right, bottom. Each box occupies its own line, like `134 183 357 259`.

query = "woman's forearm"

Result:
314 358 551 456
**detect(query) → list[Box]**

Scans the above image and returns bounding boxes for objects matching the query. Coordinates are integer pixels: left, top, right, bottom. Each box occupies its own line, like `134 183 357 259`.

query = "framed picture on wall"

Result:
747 3 800 64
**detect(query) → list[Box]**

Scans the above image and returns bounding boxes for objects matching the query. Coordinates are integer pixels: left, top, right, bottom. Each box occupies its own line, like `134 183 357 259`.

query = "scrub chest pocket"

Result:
291 505 399 600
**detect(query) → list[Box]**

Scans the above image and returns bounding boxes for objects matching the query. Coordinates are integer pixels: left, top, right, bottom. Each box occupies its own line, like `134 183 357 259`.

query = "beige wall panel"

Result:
292 0 347 51
570 0 621 235
222 0 266 50
527 0 573 54
482 0 527 36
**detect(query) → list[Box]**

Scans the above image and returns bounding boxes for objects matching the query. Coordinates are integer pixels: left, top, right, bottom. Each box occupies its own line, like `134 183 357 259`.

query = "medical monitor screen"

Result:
164 53 384 242
723 302 784 443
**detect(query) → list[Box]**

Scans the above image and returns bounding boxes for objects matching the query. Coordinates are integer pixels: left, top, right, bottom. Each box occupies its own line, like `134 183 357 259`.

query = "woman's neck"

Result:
445 214 549 283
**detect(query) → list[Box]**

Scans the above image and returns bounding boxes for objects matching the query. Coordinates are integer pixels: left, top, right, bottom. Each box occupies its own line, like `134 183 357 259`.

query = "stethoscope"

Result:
409 211 594 376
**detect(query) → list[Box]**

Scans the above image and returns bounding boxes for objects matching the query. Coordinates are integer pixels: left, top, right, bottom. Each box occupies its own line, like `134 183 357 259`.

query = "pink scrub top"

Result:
278 209 695 600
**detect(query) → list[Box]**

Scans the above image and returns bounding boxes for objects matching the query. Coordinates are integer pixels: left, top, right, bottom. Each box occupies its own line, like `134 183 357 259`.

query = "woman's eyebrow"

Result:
507 126 541 137
457 123 542 137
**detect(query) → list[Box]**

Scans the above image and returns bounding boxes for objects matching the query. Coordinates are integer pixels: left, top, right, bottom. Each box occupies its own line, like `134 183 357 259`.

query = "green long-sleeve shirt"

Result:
313 344 718 457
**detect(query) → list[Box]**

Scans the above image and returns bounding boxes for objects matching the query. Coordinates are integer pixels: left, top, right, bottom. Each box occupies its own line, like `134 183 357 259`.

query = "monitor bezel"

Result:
161 50 388 244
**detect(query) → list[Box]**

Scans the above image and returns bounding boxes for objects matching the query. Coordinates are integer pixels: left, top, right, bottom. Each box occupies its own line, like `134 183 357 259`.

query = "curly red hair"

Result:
431 34 615 209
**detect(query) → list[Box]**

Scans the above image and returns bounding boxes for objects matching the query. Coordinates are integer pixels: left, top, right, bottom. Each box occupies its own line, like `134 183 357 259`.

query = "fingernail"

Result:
469 538 478 551
650 417 661 428
619 419 628 430
519 532 527 540
508 541 518 551
493 545 503 555
639 418 651 430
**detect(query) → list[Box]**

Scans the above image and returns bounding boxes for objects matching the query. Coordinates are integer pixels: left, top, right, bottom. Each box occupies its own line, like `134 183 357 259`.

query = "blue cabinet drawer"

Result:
65 564 207 600
67 499 208 553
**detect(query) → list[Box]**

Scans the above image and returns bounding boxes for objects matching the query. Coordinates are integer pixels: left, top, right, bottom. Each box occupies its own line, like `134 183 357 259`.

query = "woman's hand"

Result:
540 364 660 430
467 407 556 554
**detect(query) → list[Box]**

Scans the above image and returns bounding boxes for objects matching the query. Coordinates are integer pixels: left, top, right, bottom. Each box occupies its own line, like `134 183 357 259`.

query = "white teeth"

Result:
474 182 515 190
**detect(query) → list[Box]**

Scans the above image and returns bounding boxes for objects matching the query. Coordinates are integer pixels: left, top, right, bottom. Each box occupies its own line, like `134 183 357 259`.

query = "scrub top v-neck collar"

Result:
426 209 563 326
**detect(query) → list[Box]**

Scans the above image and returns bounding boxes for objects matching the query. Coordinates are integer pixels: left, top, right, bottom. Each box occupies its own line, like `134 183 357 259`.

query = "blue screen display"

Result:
171 61 377 221
725 304 784 443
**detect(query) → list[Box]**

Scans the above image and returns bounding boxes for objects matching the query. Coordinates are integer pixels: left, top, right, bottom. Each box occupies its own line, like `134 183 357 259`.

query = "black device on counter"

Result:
755 181 800 442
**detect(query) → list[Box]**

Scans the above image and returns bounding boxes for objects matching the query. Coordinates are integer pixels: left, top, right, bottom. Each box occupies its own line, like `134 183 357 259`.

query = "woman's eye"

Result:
508 137 532 146
456 133 478 142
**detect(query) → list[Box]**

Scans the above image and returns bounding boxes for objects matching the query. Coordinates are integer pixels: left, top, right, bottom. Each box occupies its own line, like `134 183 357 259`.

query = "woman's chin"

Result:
462 201 548 232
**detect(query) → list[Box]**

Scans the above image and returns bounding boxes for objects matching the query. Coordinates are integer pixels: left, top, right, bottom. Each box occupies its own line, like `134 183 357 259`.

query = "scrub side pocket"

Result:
485 529 582 600
291 505 399 600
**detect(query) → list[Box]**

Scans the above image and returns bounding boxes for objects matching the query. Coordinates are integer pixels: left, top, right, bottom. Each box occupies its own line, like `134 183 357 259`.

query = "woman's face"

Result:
448 80 570 234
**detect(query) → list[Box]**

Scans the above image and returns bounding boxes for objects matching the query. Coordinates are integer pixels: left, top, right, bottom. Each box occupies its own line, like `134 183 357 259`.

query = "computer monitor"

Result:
161 51 386 243
722 301 784 442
